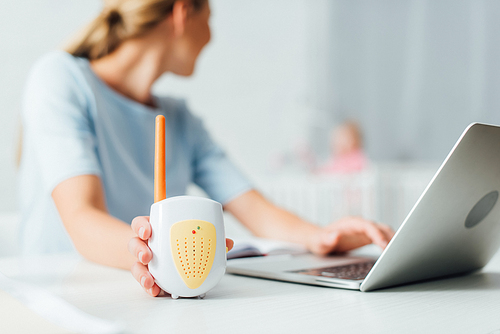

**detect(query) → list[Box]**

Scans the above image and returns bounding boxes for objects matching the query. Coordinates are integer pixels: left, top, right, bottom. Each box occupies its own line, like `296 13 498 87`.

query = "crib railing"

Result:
255 163 437 229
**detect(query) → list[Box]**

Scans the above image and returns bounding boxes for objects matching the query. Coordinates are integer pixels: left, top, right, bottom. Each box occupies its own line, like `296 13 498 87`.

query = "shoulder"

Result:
24 51 90 105
23 51 91 120
32 50 78 68
25 51 89 99
28 50 83 82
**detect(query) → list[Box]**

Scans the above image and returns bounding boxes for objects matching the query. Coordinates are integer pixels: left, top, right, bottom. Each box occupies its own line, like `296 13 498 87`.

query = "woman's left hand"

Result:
306 216 395 256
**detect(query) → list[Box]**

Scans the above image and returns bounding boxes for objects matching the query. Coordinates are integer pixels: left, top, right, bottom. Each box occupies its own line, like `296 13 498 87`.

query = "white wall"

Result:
0 0 323 212
325 0 500 161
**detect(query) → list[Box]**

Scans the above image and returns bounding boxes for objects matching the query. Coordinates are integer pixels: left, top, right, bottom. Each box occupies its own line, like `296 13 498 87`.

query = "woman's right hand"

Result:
128 216 234 297
128 216 162 296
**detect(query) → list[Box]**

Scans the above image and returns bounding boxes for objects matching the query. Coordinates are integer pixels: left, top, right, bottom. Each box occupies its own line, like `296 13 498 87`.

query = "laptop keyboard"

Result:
290 261 376 280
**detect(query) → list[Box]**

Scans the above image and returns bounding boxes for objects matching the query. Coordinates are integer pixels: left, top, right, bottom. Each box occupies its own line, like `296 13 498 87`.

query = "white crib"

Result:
254 162 437 229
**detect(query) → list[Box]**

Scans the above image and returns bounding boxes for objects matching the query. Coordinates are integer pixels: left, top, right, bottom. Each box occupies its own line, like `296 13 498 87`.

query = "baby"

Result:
317 121 367 174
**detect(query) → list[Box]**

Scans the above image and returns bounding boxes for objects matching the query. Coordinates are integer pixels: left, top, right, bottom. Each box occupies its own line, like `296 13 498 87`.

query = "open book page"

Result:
227 236 308 259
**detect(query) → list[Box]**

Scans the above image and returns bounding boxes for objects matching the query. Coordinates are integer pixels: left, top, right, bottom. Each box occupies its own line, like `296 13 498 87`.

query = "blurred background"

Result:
2 0 500 252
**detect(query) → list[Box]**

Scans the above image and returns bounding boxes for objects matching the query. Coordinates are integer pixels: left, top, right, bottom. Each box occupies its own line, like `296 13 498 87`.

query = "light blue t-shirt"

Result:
18 51 252 255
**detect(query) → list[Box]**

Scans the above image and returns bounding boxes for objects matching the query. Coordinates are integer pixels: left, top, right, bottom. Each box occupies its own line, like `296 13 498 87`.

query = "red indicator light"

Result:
192 230 196 234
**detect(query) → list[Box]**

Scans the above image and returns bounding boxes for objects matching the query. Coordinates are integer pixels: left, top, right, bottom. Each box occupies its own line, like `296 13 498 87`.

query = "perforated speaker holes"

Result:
176 237 212 279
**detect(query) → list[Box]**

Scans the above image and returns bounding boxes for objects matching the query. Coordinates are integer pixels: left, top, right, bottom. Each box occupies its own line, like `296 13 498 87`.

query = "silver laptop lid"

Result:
361 123 500 291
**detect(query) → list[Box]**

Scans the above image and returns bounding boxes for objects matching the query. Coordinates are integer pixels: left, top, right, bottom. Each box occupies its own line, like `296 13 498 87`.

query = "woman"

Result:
19 0 394 297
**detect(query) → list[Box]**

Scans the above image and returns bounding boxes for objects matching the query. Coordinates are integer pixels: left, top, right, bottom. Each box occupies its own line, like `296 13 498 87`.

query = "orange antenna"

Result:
154 115 166 202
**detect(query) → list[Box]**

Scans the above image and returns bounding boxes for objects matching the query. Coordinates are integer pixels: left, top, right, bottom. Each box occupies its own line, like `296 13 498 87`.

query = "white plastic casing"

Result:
148 196 226 298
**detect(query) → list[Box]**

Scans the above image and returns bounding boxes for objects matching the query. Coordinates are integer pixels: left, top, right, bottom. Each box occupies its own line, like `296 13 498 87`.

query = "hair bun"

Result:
106 9 122 26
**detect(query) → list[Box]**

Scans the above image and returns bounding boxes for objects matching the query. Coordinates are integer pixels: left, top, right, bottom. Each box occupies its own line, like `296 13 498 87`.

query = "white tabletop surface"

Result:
1 248 500 334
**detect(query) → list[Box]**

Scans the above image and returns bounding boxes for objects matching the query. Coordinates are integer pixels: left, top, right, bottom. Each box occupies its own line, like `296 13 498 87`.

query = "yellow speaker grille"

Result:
170 219 217 289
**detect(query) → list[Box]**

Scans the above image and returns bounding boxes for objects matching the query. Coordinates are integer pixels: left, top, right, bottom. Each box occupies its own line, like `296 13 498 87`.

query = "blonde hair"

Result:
65 0 206 60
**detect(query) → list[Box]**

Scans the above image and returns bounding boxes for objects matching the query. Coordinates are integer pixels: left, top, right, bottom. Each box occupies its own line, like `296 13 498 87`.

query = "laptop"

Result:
227 123 500 291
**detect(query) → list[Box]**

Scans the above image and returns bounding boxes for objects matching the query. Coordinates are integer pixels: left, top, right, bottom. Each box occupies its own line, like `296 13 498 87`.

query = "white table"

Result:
1 249 500 334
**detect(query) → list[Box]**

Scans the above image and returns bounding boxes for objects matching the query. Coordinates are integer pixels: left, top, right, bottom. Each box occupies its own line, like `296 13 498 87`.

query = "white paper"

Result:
228 236 307 259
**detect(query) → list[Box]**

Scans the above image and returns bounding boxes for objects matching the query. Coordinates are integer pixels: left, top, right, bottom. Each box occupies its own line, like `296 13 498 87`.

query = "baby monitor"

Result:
148 115 226 299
